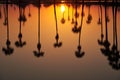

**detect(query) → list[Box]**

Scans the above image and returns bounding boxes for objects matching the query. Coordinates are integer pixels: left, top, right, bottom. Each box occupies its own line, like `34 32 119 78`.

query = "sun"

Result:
61 5 65 13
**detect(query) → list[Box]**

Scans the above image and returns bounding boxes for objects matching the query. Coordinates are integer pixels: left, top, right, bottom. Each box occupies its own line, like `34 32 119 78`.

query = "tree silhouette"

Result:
61 5 65 24
53 0 62 48
67 4 70 21
72 0 80 34
75 0 85 58
17 0 27 25
28 5 31 17
100 0 111 57
2 0 14 56
33 0 44 57
108 0 120 70
71 3 74 24
98 2 104 46
3 4 7 26
15 4 26 48
86 0 92 24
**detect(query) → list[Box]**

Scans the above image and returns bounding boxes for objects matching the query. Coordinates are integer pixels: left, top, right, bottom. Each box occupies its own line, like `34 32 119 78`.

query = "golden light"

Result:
61 5 65 13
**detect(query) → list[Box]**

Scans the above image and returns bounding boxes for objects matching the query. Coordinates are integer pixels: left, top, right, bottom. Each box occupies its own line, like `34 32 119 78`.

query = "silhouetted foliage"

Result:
15 4 26 48
2 1 14 56
33 0 44 58
53 1 62 48
75 1 85 58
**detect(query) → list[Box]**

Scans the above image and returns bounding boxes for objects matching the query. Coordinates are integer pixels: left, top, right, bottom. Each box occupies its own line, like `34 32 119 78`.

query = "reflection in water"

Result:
0 0 120 71
60 4 66 24
2 2 14 55
75 1 85 58
71 3 74 24
98 2 104 45
33 0 44 57
72 0 80 33
98 0 120 70
86 0 92 24
15 4 26 47
28 5 31 17
108 0 120 70
53 0 62 48
100 1 111 57
67 4 70 21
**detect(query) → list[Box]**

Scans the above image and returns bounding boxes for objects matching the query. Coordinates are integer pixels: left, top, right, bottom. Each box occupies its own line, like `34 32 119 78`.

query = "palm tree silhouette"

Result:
71 3 74 24
28 5 31 17
3 4 7 26
108 0 120 70
97 0 102 25
72 0 80 34
98 2 104 46
61 7 65 24
15 4 26 48
53 0 62 48
17 1 27 25
100 0 111 56
86 0 92 24
33 0 44 57
67 4 70 21
2 0 14 55
75 1 85 58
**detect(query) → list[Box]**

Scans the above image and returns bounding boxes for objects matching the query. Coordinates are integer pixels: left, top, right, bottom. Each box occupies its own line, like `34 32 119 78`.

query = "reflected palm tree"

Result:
98 3 104 45
105 1 110 23
2 1 14 55
72 0 80 34
67 4 70 21
15 4 26 48
53 0 62 48
61 8 65 24
108 1 120 70
100 0 111 56
28 5 31 17
71 3 74 24
97 0 102 25
75 1 85 58
3 4 7 26
33 0 44 57
86 0 92 24
17 1 27 25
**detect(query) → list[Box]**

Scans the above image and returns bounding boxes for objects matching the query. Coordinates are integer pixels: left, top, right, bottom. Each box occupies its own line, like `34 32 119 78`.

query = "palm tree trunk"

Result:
53 0 58 34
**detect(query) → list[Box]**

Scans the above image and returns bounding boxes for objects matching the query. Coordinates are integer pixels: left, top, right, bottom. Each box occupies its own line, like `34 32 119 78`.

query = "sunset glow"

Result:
61 5 65 13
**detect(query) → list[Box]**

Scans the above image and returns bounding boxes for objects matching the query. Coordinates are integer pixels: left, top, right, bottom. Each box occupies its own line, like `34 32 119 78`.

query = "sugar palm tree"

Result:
75 1 85 58
15 4 26 48
72 0 80 34
33 0 44 57
61 11 65 24
28 5 31 17
3 4 7 26
17 0 27 25
67 4 70 21
100 0 111 56
53 0 62 48
108 0 120 70
97 0 102 25
98 2 104 46
86 0 92 24
71 1 74 24
2 0 14 55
